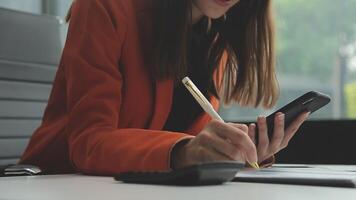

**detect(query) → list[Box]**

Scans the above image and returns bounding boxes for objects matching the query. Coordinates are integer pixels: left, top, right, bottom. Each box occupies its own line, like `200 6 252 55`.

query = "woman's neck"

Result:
191 3 204 25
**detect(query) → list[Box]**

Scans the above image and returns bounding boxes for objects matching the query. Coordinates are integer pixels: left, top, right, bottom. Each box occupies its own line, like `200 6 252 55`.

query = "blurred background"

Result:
220 0 356 122
1 0 355 122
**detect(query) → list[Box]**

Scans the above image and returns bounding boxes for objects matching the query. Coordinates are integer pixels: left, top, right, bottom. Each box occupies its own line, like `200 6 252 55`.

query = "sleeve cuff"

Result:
168 136 194 170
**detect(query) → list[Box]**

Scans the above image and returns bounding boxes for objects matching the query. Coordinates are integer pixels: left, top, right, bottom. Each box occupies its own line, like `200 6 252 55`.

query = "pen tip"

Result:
251 162 260 169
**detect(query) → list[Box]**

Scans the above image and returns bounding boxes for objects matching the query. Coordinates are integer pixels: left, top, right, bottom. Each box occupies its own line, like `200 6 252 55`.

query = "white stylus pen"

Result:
182 77 224 122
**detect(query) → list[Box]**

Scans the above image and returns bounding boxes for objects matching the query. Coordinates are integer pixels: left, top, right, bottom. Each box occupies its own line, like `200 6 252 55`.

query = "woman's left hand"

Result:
246 112 310 163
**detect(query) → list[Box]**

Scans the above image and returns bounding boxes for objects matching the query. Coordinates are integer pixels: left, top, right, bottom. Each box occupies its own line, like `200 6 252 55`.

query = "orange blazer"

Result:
20 0 225 175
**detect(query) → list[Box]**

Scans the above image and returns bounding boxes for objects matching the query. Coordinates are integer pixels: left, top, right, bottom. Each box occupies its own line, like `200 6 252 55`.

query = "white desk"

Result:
1 173 356 200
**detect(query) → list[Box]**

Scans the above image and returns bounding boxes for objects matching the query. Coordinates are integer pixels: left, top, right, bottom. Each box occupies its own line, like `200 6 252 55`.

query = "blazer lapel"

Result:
134 3 174 130
148 79 173 130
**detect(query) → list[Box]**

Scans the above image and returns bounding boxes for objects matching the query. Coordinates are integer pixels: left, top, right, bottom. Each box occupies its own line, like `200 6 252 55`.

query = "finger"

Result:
269 113 285 154
198 131 243 161
227 123 250 146
282 112 310 147
285 111 310 137
231 134 258 165
208 120 252 146
257 116 269 156
248 123 256 144
228 123 249 133
208 120 258 163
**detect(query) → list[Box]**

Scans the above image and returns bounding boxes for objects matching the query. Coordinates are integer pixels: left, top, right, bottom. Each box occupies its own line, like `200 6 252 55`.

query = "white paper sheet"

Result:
234 164 356 187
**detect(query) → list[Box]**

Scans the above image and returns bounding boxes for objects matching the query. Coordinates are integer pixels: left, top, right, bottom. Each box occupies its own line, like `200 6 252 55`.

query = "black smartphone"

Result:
256 91 331 141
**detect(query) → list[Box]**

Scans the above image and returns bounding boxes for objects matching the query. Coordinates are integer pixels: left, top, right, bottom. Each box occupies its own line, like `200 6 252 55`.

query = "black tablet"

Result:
114 161 245 186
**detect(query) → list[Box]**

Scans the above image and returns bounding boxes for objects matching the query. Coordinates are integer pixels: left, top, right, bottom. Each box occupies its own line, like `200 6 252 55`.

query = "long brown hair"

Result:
153 0 278 108
66 0 278 108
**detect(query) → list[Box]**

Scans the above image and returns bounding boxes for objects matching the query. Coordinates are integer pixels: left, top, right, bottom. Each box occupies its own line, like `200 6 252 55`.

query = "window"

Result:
0 0 72 20
219 0 356 121
0 0 42 14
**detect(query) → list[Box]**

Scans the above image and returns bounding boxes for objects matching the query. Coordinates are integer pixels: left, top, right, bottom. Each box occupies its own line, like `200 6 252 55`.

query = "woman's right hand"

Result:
172 120 258 169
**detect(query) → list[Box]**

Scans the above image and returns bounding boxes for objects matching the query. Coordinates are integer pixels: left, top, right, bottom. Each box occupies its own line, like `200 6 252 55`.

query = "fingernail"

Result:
258 115 266 121
279 113 285 120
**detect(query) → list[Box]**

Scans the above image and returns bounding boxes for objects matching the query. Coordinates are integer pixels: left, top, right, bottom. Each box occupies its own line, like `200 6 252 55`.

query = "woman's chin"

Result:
205 12 226 19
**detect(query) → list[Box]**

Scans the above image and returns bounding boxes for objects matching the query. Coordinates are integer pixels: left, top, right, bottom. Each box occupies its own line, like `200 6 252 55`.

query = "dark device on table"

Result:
257 91 331 141
114 161 245 186
1 165 42 176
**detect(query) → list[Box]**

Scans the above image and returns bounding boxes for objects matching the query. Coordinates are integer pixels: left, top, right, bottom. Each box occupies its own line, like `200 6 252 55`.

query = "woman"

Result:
20 0 309 175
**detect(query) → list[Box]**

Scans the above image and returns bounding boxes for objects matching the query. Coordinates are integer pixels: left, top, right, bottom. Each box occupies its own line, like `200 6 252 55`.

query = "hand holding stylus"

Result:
171 77 259 169
172 119 259 170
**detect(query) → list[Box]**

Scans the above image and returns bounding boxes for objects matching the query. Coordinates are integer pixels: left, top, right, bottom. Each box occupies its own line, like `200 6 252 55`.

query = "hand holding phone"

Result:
264 91 330 140
253 91 330 162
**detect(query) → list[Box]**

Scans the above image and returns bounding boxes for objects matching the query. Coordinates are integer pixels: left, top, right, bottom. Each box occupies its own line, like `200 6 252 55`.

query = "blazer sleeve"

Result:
63 0 192 175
